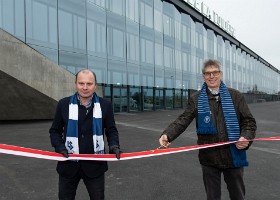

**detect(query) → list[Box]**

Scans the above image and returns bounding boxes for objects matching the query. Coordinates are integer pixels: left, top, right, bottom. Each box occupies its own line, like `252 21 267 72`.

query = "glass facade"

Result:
0 0 279 112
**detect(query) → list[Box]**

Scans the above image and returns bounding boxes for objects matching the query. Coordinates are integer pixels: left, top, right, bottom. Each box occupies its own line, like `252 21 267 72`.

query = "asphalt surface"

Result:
1 101 280 200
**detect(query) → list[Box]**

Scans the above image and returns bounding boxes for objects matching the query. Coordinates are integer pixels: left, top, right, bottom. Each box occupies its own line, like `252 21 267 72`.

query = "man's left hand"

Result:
236 136 249 149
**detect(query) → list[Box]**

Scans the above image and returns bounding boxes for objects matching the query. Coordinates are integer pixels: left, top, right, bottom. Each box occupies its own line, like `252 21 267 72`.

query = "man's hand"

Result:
159 134 171 148
60 149 69 158
109 146 122 160
236 137 249 149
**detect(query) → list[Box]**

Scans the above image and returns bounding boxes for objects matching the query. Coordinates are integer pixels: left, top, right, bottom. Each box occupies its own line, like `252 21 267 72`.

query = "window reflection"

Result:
113 87 127 113
0 0 25 40
26 0 57 48
87 3 106 57
155 88 164 109
107 0 125 16
165 89 173 109
143 87 153 110
58 0 86 53
126 0 138 22
107 28 125 58
130 87 141 111
140 1 153 28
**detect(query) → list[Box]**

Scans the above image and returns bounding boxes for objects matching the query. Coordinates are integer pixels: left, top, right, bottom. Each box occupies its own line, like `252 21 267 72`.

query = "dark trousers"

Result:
58 170 105 200
201 165 245 200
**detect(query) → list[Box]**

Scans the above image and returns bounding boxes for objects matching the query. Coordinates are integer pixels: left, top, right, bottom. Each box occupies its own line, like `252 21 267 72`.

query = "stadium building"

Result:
0 0 279 120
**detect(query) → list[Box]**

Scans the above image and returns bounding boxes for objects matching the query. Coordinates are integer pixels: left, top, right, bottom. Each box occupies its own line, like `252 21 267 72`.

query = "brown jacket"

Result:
163 87 257 168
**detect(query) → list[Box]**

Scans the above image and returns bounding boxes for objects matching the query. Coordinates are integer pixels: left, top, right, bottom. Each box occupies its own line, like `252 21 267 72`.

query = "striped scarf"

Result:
65 92 105 154
197 81 248 167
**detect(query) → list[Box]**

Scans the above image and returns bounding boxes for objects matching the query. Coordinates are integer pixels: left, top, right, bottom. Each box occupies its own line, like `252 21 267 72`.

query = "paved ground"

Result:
1 101 280 200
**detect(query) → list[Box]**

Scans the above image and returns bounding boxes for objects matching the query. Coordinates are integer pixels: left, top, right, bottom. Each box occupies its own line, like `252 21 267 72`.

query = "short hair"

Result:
202 59 222 74
75 69 97 84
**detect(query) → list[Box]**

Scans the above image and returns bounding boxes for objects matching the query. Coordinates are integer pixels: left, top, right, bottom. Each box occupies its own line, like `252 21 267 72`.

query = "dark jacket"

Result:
49 96 120 178
163 87 256 168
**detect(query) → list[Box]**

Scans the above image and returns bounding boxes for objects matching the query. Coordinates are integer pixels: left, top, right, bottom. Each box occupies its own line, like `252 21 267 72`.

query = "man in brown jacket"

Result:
159 59 256 200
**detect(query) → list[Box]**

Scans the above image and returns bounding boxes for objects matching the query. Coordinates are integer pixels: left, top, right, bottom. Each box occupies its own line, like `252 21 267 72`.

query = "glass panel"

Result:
140 0 153 28
140 66 154 87
155 89 164 109
155 67 164 88
175 70 182 89
113 87 128 113
104 85 112 102
155 32 163 67
58 0 86 53
163 1 174 37
106 0 125 16
126 20 139 64
107 27 125 59
127 33 139 62
87 0 105 8
0 0 25 40
154 0 162 33
88 55 107 84
165 89 173 109
107 60 127 85
216 35 224 59
59 51 87 74
107 13 125 60
87 3 106 57
140 26 154 87
126 0 138 22
29 44 58 64
164 43 174 68
174 89 182 108
140 38 153 64
181 13 191 44
182 89 188 108
26 0 57 48
143 87 153 110
3 1 16 33
127 62 140 86
164 70 175 88
129 87 141 111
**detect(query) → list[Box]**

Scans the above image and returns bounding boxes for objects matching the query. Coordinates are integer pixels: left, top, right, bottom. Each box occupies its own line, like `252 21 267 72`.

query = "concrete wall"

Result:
0 29 102 120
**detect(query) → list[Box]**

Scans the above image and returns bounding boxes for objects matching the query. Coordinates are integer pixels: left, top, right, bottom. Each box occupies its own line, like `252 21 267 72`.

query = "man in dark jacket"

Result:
49 69 121 200
159 59 256 200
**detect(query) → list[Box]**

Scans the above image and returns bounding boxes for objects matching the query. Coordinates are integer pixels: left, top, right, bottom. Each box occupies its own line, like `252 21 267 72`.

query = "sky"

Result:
200 0 280 70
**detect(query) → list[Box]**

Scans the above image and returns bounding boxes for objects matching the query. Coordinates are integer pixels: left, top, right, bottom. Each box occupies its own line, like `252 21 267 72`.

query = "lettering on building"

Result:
183 0 236 37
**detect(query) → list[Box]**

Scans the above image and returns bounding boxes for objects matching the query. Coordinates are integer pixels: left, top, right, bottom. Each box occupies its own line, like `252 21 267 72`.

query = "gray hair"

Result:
202 59 222 74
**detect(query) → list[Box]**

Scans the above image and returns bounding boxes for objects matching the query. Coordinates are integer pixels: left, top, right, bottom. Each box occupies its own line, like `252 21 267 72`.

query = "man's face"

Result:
75 71 96 99
203 65 222 89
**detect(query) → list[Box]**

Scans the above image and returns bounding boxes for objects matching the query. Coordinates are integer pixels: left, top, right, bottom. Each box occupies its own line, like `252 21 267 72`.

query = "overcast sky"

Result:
200 0 280 70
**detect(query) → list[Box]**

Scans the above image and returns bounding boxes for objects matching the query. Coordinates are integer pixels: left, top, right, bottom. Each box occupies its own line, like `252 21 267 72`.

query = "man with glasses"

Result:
159 59 256 200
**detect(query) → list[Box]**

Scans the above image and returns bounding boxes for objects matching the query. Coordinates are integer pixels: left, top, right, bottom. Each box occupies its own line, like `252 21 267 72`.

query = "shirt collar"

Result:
77 95 93 108
208 87 220 95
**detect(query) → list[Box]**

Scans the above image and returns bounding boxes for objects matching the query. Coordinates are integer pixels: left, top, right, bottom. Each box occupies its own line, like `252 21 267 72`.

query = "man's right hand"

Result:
159 134 171 148
109 146 122 160
60 149 69 158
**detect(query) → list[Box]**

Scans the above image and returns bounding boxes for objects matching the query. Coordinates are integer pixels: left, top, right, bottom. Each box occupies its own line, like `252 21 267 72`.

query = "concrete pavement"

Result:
1 101 280 200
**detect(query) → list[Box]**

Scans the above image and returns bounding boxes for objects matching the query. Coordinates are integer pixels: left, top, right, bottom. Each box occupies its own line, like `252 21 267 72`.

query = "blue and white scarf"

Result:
197 81 248 167
65 92 105 154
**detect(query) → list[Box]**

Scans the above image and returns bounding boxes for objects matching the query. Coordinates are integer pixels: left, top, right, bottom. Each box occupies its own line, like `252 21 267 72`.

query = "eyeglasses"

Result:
203 71 221 77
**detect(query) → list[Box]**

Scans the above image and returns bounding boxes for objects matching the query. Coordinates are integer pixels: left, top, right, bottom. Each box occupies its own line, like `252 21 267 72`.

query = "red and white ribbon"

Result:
1 136 280 161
